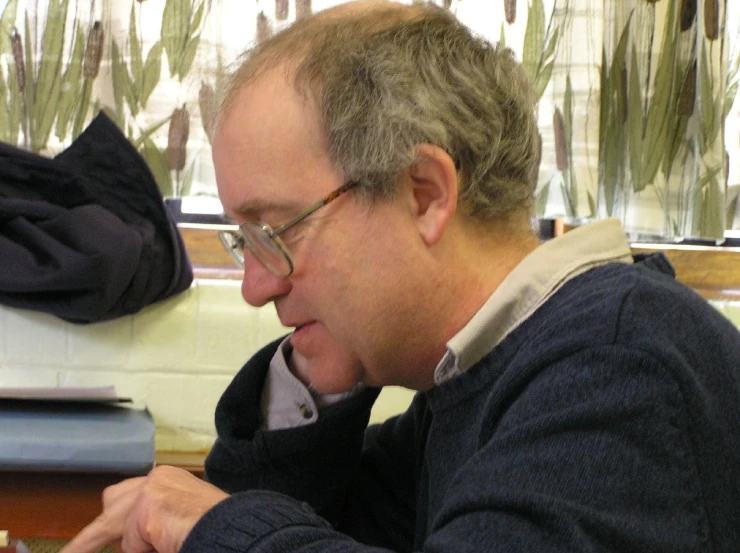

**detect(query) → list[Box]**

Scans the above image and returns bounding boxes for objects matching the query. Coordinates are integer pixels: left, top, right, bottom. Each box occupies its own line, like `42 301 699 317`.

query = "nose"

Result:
240 254 292 307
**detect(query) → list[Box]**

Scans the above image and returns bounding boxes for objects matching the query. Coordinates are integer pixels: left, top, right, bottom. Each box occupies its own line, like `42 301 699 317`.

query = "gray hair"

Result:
217 2 540 222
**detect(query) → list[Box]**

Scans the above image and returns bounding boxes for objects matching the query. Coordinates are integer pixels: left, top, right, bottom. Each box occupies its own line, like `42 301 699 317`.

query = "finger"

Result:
60 484 141 553
102 477 147 506
120 467 195 553
120 466 230 553
121 505 157 553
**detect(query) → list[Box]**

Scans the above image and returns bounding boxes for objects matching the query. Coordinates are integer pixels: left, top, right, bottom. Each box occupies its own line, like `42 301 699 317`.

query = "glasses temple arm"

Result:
270 198 327 236
270 180 359 237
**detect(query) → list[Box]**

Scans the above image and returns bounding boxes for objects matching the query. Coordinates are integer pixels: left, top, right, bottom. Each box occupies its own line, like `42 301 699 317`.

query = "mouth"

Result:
289 321 316 350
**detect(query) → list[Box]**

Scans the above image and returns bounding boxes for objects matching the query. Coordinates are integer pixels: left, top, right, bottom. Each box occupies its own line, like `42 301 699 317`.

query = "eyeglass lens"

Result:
219 231 245 265
242 224 293 275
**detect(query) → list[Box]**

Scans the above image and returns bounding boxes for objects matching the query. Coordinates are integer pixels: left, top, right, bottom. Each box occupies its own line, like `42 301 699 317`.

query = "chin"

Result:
291 325 366 391
307 355 364 394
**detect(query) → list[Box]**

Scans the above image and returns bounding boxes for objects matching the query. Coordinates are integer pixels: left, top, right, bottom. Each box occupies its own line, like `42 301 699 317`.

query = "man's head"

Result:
212 1 541 392
217 1 540 224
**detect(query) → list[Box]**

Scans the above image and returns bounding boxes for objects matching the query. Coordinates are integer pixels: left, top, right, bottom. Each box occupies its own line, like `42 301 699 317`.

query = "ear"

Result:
405 144 458 246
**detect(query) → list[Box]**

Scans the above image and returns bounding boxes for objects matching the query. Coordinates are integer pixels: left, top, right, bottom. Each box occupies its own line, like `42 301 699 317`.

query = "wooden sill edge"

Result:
155 450 207 477
181 226 740 301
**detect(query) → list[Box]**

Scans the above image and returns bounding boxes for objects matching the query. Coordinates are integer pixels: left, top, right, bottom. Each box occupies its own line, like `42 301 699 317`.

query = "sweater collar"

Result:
433 218 634 385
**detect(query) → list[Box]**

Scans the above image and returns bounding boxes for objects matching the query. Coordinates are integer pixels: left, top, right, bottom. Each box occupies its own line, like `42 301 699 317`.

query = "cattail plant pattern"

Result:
83 21 104 79
504 0 516 24
276 0 289 20
553 108 568 171
199 81 216 144
296 0 312 21
704 0 719 40
677 61 697 116
597 0 733 240
168 106 190 172
680 0 697 30
11 28 25 93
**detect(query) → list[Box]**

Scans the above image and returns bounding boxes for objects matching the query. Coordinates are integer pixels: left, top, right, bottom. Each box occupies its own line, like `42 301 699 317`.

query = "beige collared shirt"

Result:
434 217 634 384
262 218 634 429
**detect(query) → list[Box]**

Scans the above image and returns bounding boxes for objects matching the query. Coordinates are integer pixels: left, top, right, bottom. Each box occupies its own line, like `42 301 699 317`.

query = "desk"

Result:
0 452 206 540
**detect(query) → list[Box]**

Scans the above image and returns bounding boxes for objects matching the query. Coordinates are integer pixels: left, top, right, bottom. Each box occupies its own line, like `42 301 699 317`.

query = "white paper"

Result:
0 385 131 403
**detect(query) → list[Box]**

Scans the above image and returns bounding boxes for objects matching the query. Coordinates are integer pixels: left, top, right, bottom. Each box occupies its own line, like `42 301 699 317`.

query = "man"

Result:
63 2 740 552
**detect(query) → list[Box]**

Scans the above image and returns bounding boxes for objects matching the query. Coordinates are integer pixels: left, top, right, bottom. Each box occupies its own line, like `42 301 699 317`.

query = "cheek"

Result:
297 210 413 362
301 227 361 299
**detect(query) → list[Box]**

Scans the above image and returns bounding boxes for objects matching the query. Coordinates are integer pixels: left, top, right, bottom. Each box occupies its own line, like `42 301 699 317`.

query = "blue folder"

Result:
0 401 155 474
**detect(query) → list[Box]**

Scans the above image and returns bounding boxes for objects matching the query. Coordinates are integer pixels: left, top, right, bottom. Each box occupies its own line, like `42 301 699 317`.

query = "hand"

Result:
60 465 229 553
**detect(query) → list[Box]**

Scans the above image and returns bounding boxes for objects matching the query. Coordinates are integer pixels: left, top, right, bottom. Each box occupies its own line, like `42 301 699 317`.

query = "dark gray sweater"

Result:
182 255 740 552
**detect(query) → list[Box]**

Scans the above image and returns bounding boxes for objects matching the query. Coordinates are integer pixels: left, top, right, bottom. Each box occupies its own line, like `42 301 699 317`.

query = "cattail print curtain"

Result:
0 0 737 239
496 0 736 240
597 0 731 240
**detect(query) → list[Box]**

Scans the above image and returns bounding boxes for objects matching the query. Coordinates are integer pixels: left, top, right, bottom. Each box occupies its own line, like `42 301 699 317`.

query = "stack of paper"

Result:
0 386 155 474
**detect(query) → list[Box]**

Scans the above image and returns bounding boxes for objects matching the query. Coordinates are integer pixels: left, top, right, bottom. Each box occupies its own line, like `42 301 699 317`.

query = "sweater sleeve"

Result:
204 338 380 508
181 490 397 553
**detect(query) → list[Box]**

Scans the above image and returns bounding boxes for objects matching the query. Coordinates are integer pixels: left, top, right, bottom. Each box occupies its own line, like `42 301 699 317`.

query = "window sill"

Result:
179 224 740 300
630 243 740 300
179 225 242 280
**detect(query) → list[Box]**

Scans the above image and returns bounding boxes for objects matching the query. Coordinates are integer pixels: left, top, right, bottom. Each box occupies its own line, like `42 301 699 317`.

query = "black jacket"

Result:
0 112 192 323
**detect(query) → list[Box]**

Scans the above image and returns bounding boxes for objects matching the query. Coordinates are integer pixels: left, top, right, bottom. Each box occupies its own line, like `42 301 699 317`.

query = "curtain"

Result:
1 0 738 239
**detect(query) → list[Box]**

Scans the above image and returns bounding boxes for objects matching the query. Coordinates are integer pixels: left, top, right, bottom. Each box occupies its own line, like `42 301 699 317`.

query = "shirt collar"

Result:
434 218 634 385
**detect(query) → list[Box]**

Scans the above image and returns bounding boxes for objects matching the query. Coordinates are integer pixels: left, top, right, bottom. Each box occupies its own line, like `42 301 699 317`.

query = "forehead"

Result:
212 69 341 220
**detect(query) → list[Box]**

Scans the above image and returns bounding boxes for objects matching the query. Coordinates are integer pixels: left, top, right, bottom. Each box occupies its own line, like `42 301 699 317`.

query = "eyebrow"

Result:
226 197 304 223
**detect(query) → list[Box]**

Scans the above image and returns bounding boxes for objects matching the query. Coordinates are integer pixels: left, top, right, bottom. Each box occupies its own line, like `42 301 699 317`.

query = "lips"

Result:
290 321 316 352
278 308 316 338
288 321 315 333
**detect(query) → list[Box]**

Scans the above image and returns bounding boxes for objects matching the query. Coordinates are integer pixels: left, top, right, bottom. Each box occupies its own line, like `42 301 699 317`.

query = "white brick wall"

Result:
710 300 740 329
3 279 735 454
0 280 415 452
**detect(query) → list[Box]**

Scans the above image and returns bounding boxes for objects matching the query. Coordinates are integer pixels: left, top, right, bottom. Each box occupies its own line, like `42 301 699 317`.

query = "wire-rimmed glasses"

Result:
218 180 359 276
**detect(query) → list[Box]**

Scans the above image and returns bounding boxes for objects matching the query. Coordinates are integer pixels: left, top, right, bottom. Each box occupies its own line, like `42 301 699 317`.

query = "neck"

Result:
412 217 541 390
449 220 540 330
